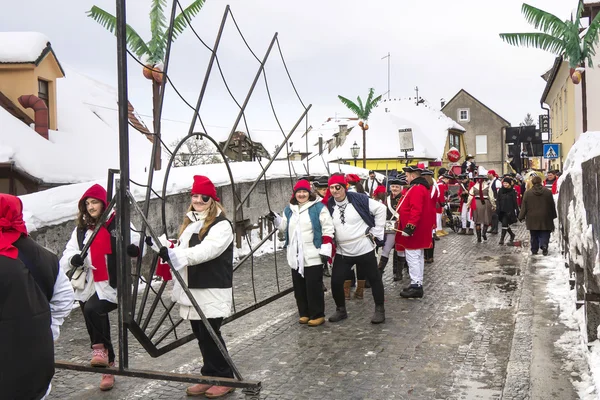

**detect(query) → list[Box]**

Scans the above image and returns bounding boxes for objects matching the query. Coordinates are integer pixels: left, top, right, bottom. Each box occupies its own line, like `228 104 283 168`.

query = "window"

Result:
457 108 470 122
449 132 461 151
558 95 563 135
38 79 50 126
476 135 487 154
563 88 568 130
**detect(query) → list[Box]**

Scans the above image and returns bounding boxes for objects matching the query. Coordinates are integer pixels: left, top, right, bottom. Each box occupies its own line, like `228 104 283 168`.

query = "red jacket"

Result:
436 183 447 213
543 179 558 195
396 179 436 250
514 185 522 207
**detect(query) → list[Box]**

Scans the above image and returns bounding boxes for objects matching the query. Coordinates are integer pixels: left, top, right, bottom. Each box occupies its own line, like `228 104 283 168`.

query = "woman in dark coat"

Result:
518 176 557 255
496 177 519 245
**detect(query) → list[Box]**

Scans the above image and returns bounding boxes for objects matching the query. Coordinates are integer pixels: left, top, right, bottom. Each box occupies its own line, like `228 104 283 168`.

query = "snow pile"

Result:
20 159 369 232
303 98 464 163
0 32 49 63
559 131 600 265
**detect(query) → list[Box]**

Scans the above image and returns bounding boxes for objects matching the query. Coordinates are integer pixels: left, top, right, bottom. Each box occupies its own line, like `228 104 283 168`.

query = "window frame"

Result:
37 79 50 126
457 108 470 122
475 134 487 155
449 132 461 152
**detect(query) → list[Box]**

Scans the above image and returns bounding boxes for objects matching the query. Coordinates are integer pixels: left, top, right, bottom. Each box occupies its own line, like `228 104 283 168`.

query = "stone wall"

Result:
31 177 295 258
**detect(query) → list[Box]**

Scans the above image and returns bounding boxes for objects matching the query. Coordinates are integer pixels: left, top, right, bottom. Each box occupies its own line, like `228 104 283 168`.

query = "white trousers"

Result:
436 213 443 230
460 203 473 229
405 249 424 285
382 233 396 258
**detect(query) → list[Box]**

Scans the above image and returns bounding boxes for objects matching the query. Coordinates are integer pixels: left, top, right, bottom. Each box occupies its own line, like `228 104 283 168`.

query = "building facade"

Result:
442 89 511 174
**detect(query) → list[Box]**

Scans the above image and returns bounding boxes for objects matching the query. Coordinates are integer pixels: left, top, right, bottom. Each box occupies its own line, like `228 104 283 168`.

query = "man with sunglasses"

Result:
325 173 387 324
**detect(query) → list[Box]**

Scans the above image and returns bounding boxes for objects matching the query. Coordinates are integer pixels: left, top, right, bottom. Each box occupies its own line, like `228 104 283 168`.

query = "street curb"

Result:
501 253 533 400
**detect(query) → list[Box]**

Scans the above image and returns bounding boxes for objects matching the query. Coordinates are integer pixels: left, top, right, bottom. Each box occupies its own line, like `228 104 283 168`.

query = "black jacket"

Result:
0 255 54 400
496 187 519 224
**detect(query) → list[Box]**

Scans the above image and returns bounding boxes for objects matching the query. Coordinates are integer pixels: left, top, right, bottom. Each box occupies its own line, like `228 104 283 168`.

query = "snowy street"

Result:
48 225 598 399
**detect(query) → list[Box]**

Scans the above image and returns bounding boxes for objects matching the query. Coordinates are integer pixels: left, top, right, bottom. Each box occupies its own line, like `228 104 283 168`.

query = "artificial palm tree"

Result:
500 1 600 132
87 0 206 169
338 88 382 168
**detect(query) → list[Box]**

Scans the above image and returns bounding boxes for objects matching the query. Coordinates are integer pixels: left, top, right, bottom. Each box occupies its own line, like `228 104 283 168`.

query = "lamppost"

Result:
350 141 360 167
180 152 191 166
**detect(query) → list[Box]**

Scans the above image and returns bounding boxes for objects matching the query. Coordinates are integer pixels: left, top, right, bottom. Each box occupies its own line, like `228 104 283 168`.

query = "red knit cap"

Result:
488 169 497 177
293 179 311 193
328 174 347 188
192 175 220 202
346 174 361 184
373 185 386 195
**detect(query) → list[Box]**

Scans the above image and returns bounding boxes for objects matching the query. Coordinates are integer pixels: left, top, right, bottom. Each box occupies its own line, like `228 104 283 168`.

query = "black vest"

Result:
14 236 59 302
187 215 233 289
0 255 54 400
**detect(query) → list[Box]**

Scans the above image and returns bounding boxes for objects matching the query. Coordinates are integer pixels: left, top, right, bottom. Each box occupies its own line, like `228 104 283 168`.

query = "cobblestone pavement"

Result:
49 224 584 399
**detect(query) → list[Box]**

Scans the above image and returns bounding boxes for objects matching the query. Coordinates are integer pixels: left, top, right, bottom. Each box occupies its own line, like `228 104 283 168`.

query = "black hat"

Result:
313 175 329 188
502 177 513 184
368 170 375 174
402 165 423 173
466 154 474 160
388 176 407 185
438 167 448 175
421 169 434 176
442 173 453 179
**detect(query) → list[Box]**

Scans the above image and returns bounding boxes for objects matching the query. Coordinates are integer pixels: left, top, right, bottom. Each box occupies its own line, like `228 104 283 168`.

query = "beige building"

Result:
441 89 511 174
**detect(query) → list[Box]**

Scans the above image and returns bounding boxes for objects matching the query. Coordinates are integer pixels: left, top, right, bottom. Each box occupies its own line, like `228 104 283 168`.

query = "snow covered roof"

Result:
0 32 51 64
0 66 154 183
303 98 464 163
20 159 370 232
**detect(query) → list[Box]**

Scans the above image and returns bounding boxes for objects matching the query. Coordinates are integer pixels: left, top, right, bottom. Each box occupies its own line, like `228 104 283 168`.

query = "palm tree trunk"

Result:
582 69 588 133
362 127 366 169
152 80 162 170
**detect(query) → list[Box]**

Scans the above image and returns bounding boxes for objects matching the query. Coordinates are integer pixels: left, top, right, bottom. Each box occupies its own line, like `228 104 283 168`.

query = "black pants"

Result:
491 210 499 232
500 213 512 229
530 230 551 253
291 266 325 320
80 292 117 363
190 318 234 378
331 251 384 307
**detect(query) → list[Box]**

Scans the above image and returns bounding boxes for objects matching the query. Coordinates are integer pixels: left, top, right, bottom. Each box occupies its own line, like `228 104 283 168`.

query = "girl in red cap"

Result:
59 184 143 391
270 179 334 326
149 175 236 398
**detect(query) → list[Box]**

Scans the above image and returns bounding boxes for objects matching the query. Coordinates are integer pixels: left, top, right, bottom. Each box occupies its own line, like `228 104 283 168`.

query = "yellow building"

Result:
0 32 65 132
541 56 576 170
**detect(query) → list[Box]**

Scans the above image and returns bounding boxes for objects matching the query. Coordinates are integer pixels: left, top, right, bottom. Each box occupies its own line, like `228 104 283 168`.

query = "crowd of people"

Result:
0 163 560 398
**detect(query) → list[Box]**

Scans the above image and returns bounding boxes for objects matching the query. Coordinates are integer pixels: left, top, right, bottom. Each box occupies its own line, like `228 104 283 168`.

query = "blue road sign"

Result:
543 143 560 159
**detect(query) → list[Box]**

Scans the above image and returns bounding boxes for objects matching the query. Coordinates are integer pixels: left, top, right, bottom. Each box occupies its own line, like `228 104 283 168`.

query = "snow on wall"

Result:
559 131 600 262
0 32 49 63
19 159 369 232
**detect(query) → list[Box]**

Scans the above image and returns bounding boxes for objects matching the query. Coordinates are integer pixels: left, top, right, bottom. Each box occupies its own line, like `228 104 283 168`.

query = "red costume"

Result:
514 184 522 207
436 182 448 214
543 179 558 195
396 179 436 251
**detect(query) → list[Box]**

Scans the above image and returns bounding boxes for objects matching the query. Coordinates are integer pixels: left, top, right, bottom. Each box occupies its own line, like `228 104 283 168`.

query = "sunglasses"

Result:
192 194 212 203
329 184 344 191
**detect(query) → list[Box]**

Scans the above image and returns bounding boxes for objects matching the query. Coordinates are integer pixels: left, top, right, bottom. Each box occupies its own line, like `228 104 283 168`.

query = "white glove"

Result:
401 231 410 237
319 243 332 258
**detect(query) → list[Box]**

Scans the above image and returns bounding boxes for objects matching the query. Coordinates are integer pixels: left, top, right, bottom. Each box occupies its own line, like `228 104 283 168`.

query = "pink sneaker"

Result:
91 344 109 368
205 385 235 398
99 362 115 391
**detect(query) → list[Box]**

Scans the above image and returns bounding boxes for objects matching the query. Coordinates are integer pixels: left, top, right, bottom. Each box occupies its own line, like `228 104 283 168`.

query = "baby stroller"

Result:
444 204 461 233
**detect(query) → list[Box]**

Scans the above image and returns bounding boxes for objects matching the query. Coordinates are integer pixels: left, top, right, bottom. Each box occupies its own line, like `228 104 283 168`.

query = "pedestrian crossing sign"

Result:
543 143 559 159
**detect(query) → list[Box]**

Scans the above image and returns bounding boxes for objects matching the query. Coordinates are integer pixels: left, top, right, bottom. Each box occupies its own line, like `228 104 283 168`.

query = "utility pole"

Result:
381 52 390 99
414 86 419 105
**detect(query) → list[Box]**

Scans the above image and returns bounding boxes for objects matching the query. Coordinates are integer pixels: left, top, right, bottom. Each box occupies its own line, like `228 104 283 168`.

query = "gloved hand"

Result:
266 211 282 228
320 255 329 264
145 236 154 247
265 211 276 222
374 237 385 247
70 254 85 268
158 246 170 262
126 244 140 257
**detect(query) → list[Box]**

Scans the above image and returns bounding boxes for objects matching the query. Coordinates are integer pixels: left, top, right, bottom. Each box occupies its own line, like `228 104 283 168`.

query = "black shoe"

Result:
364 279 371 289
400 284 424 298
542 247 549 256
433 234 440 241
328 307 348 322
531 251 538 255
371 304 385 324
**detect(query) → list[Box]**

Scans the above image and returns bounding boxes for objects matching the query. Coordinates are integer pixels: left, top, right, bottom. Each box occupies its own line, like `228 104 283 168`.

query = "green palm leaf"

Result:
86 6 150 58
365 87 375 106
364 94 382 117
583 14 600 67
338 95 363 118
520 3 566 37
148 0 168 63
172 0 206 40
499 32 565 55
356 95 365 117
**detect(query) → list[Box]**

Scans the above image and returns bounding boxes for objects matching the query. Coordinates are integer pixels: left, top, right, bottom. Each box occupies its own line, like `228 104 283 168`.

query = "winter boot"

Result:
476 225 482 243
354 280 366 299
458 228 467 235
371 304 385 324
400 284 424 298
482 225 488 241
378 256 389 275
343 280 352 300
328 307 348 323
507 228 515 246
100 362 115 391
499 230 507 245
186 383 213 396
91 344 109 368
364 279 371 289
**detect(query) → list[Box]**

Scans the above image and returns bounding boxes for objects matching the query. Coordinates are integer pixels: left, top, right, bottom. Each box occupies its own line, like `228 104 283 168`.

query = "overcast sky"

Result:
2 0 575 151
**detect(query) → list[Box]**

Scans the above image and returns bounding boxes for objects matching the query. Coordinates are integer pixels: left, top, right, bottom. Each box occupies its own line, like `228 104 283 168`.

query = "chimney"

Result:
339 124 348 137
440 98 446 108
18 95 49 140
318 136 323 154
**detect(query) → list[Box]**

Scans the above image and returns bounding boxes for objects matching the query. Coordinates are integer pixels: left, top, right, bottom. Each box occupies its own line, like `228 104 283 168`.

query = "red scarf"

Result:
88 214 113 282
0 194 28 259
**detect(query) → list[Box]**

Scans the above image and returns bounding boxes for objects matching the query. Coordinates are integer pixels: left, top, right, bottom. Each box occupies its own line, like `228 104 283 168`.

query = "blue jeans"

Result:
530 230 551 253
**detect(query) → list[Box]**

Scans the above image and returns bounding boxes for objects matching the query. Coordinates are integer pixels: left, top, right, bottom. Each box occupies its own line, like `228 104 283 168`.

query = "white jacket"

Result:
167 210 234 320
277 200 334 274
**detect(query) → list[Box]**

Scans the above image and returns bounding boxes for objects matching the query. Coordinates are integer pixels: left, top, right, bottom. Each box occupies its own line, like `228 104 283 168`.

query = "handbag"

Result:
68 266 87 290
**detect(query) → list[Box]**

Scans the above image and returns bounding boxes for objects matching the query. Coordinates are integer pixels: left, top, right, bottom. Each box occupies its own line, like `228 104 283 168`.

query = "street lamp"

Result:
350 141 360 167
180 152 191 166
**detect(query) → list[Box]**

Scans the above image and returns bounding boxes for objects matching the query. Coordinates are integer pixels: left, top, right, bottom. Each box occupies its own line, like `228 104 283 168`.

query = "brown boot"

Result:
186 383 213 396
354 280 365 299
343 280 352 300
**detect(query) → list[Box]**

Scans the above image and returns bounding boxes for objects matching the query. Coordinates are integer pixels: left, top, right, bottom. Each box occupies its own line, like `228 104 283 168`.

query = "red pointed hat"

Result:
192 175 220 201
